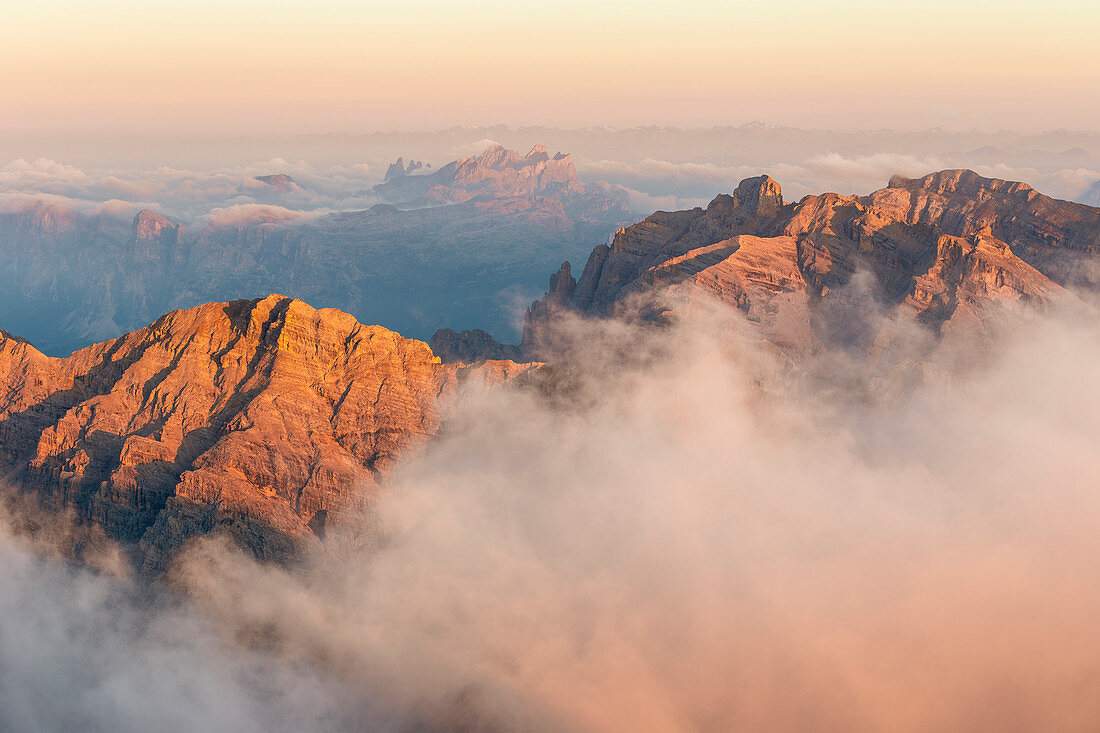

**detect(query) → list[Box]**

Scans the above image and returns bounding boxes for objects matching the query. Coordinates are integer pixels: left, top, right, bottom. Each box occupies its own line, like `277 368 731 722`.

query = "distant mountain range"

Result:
0 145 630 356
374 143 628 222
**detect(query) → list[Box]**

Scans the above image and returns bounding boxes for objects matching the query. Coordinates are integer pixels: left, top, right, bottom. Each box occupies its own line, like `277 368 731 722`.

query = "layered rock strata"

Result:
0 295 534 574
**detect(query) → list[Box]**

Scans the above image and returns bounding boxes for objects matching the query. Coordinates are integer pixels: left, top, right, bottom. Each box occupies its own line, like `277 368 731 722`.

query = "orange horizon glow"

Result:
2 0 1099 135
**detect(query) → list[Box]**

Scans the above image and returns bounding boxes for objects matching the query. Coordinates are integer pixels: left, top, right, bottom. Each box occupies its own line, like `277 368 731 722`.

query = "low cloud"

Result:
579 158 758 209
200 204 319 228
607 184 699 213
579 153 1100 209
183 300 1100 731
0 158 385 225
0 543 350 732
0 158 90 183
1 134 1097 224
4 293 1098 731
0 192 150 219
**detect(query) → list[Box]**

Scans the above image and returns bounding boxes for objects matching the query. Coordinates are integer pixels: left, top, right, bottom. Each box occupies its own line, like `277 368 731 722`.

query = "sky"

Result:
3 0 1099 136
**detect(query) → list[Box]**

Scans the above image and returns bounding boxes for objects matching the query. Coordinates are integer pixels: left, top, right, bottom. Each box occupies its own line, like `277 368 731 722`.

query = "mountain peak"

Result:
705 175 785 220
384 157 406 181
373 144 628 222
0 328 35 349
254 173 300 192
474 143 522 170
888 169 1034 197
734 174 783 212
134 208 170 225
0 294 536 575
132 209 178 240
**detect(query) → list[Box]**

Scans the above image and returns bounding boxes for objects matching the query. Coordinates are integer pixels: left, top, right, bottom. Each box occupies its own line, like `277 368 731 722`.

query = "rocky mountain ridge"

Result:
384 157 425 181
438 169 1097 362
0 295 535 575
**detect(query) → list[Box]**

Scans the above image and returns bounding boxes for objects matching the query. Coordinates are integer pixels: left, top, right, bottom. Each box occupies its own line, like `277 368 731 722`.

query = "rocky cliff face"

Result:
0 202 135 351
430 328 523 363
871 169 1099 289
0 295 535 576
447 170 1095 362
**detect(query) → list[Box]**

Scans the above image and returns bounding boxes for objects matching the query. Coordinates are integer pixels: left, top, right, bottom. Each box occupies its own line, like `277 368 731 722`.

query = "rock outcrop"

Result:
254 174 301 193
430 328 523 363
443 170 1096 362
0 295 536 575
384 158 407 182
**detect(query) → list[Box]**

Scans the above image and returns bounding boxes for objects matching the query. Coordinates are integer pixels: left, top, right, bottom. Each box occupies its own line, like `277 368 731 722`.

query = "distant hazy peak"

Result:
887 169 1035 197
385 157 406 181
383 157 424 181
373 143 627 223
254 173 300 192
132 209 178 238
526 143 549 162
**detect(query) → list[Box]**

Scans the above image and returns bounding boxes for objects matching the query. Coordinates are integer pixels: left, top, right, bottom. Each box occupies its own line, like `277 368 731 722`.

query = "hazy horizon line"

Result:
6 122 1100 141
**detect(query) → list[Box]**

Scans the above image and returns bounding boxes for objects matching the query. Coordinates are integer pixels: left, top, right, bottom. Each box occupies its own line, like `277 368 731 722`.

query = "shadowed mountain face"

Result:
0 295 535 576
0 145 630 357
434 170 1098 362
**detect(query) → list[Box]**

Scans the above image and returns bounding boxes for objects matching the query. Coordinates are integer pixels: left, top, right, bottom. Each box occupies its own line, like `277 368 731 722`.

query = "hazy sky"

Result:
3 0 1099 135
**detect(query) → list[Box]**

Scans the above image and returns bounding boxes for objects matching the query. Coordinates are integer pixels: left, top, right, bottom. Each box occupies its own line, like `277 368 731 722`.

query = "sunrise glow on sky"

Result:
4 0 1099 134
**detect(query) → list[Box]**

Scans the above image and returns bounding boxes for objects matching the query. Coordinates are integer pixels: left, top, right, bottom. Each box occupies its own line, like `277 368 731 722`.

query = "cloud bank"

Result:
3 126 1099 225
3 293 1099 732
580 153 1100 210
0 158 382 224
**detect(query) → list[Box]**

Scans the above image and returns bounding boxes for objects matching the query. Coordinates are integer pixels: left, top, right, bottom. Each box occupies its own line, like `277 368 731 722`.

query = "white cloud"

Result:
7 297 1095 730
201 204 317 228
580 152 1100 208
162 300 1100 731
453 138 502 156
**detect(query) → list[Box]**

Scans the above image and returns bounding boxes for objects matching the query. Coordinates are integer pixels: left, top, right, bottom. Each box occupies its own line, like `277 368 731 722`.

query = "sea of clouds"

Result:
0 157 382 225
2 129 1098 228
2 288 1099 732
583 152 1100 212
